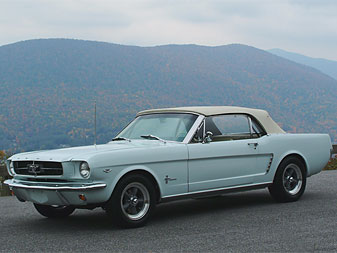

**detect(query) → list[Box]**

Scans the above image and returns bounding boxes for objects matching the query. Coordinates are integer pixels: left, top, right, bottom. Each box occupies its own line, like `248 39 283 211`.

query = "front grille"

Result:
24 178 68 182
14 161 63 176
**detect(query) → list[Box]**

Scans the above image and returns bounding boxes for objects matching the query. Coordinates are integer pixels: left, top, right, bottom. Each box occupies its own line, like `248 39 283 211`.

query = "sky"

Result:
1 0 337 60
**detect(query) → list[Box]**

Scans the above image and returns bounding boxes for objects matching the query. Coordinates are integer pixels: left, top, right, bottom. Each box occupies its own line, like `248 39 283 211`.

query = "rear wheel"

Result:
105 174 156 228
34 204 75 218
269 156 306 202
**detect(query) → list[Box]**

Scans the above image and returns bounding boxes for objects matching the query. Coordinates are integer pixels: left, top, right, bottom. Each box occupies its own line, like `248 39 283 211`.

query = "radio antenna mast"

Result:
94 100 97 146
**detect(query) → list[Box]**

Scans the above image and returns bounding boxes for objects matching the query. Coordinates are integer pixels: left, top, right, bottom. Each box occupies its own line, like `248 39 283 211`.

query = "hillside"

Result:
0 39 336 152
268 48 337 80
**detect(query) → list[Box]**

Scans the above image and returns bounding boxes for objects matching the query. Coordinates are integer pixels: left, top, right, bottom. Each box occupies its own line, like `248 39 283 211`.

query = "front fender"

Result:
108 165 163 198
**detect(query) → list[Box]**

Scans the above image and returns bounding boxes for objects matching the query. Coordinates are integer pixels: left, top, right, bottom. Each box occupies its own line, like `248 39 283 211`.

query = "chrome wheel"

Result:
282 163 303 195
120 182 150 221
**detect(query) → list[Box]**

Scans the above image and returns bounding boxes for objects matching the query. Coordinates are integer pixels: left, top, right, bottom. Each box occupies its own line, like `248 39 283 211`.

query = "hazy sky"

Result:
1 0 336 60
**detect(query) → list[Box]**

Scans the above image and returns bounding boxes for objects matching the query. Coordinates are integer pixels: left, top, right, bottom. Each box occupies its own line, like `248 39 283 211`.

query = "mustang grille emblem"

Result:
27 164 41 175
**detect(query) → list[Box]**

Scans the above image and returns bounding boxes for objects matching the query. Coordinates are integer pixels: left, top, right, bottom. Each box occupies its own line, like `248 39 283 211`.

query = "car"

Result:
5 106 332 228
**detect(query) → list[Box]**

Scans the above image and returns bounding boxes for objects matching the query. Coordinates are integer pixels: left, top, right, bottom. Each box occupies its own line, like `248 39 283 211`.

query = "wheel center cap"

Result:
130 196 138 205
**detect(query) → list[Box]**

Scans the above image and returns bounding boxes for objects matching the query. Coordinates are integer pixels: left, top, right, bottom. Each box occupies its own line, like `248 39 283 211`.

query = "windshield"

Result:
116 113 198 142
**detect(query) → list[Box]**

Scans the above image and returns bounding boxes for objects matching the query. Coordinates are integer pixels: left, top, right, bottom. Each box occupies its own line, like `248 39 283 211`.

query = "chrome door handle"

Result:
248 143 258 149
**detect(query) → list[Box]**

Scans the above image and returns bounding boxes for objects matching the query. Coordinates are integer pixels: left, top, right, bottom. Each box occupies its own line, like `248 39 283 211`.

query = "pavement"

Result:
0 171 336 252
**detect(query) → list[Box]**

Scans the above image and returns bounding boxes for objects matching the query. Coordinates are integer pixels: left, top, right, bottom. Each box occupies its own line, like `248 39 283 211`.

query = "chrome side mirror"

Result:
203 131 213 143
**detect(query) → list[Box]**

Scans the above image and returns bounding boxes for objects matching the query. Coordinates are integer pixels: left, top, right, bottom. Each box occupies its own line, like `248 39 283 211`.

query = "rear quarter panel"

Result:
259 133 331 181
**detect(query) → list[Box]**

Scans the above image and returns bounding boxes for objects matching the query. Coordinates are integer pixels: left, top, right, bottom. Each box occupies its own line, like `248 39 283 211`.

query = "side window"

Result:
190 114 266 143
205 114 251 142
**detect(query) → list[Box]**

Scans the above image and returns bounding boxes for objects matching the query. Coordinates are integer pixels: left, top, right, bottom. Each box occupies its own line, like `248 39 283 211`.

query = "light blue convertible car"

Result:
5 106 332 228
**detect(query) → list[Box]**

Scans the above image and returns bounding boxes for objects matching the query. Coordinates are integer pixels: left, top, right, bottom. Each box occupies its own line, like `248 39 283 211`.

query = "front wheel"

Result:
105 174 156 228
269 156 306 202
34 204 75 218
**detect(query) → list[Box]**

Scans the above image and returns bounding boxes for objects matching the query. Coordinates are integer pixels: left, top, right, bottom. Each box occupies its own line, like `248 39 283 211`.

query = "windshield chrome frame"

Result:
182 115 205 144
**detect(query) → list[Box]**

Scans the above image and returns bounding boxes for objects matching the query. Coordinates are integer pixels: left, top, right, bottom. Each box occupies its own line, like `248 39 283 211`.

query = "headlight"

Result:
7 160 15 176
79 162 90 178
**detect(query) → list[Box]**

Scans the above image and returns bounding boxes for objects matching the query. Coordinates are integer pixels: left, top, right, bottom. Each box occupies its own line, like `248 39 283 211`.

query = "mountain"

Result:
268 48 337 80
0 39 336 152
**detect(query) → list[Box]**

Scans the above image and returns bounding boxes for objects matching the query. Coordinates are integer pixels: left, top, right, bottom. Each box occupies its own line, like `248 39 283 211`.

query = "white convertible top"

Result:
137 106 285 134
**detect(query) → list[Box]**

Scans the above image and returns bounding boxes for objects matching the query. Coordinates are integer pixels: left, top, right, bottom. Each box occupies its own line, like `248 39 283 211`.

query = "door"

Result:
188 114 261 192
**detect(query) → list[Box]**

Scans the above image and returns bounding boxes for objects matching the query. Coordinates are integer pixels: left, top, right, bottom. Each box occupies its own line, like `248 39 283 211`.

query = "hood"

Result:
9 140 173 162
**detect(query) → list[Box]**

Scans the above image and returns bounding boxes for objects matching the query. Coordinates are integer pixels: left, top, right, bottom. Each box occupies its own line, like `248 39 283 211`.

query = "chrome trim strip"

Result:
203 118 206 138
188 174 268 186
162 181 273 199
4 179 106 191
248 116 253 137
183 115 205 144
138 111 201 117
266 154 274 173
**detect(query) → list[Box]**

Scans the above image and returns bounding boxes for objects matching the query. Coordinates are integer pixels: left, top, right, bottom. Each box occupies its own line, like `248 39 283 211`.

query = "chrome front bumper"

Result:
4 179 106 191
4 179 108 206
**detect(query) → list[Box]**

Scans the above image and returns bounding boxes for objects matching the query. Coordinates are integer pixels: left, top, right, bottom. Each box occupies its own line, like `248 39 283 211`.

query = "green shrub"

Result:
0 164 11 196
323 157 337 170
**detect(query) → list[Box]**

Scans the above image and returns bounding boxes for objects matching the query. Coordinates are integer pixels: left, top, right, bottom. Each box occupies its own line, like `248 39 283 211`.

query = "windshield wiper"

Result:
140 134 166 143
112 137 131 142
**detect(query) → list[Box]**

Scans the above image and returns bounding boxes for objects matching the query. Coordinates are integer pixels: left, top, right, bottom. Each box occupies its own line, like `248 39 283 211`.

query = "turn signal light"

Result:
79 194 87 201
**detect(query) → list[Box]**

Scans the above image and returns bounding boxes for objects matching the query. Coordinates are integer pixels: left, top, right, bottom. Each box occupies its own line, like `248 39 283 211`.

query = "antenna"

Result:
94 100 97 146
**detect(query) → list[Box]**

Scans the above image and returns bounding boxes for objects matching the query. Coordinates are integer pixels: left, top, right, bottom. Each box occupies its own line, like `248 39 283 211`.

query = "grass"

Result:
323 157 337 170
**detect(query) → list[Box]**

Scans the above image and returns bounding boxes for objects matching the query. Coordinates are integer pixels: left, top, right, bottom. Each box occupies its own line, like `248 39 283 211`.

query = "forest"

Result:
0 39 336 152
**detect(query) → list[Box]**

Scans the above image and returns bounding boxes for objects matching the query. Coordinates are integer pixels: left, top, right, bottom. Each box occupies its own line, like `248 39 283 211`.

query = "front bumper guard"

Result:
4 179 107 191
